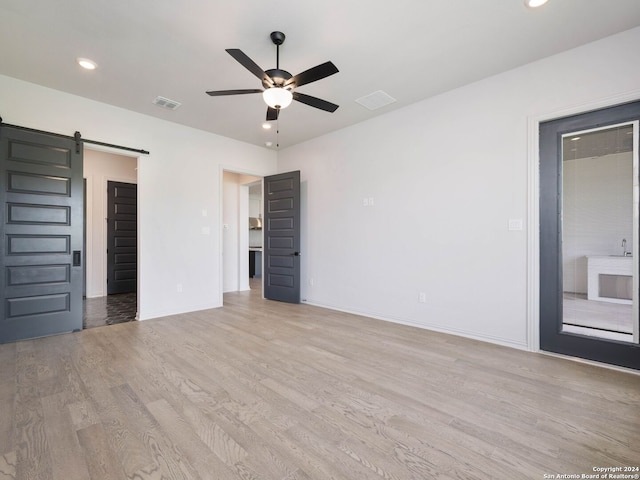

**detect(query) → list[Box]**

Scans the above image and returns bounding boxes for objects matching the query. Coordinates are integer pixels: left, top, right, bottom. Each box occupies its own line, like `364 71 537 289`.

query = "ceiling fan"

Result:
206 31 339 121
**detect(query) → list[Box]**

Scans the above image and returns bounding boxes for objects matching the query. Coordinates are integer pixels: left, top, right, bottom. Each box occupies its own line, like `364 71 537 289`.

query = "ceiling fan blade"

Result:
284 61 339 88
226 49 274 87
206 89 263 96
266 107 279 121
292 92 339 112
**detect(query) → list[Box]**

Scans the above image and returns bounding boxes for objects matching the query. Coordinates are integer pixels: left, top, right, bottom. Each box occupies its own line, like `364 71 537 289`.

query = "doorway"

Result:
83 148 138 328
539 100 640 369
222 170 263 295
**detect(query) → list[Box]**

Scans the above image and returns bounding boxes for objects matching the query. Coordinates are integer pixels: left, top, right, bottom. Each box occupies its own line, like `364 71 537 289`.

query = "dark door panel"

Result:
1 125 83 343
263 171 300 303
107 181 137 294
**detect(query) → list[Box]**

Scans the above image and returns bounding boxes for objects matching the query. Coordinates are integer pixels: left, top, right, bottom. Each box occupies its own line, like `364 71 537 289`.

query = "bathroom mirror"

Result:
561 122 639 343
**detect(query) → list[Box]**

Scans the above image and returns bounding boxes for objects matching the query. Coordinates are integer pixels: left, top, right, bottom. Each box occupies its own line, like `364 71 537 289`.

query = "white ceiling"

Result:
1 0 640 149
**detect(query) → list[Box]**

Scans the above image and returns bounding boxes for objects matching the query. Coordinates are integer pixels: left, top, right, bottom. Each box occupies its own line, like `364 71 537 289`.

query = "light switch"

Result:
202 226 211 235
508 219 523 231
202 209 208 217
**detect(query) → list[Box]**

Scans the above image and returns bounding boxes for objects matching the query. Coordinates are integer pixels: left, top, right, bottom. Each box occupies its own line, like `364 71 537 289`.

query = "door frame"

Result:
527 90 640 358
83 145 140 317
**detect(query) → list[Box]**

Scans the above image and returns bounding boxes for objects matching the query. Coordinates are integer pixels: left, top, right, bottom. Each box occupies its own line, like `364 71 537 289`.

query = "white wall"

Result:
83 149 137 298
0 74 277 320
277 27 640 350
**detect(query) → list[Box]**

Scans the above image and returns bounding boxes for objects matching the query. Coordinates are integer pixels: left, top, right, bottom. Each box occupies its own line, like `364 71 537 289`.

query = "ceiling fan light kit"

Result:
263 87 293 110
206 31 339 121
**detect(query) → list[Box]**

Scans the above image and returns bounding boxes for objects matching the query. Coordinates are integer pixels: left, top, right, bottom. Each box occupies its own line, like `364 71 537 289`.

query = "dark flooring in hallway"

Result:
83 292 137 329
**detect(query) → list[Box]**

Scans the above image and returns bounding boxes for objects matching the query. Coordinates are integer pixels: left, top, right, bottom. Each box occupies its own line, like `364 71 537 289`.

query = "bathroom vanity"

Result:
586 255 633 304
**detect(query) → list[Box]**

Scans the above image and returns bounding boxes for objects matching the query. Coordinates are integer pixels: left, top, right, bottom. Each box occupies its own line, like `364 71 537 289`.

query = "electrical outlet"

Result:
309 278 315 286
177 283 183 292
419 292 426 303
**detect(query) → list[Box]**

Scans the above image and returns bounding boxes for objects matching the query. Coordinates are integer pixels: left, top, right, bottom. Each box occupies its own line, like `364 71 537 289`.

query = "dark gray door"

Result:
540 100 640 370
0 126 83 343
263 170 301 303
107 181 137 294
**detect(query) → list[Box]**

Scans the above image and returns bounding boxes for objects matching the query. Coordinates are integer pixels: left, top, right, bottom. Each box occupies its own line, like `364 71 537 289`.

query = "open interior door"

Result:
263 170 300 303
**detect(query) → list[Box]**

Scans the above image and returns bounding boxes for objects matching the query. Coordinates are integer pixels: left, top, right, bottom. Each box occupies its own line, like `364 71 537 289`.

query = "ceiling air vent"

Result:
355 90 396 110
152 96 182 110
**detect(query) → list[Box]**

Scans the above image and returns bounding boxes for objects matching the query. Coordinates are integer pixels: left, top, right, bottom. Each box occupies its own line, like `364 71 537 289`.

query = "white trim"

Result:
303 300 529 351
526 90 640 353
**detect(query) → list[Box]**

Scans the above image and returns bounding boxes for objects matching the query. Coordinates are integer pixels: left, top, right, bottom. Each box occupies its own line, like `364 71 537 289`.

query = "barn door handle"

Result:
291 251 301 256
73 250 82 266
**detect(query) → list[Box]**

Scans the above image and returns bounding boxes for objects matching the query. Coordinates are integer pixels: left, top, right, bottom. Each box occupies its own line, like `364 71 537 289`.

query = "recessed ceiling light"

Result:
525 0 549 8
265 142 273 147
77 57 97 70
262 123 272 130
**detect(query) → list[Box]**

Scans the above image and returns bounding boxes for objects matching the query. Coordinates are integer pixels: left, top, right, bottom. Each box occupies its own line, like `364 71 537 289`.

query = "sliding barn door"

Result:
0 126 84 343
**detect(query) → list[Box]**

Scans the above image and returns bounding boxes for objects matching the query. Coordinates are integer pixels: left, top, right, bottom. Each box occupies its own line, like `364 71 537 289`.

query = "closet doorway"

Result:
83 149 138 328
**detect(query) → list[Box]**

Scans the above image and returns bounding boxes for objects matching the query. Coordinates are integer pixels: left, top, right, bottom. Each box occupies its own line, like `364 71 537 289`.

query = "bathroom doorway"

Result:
540 100 640 369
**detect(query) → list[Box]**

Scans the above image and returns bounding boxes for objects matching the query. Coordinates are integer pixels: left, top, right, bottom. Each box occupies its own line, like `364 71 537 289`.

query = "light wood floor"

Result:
1 285 639 479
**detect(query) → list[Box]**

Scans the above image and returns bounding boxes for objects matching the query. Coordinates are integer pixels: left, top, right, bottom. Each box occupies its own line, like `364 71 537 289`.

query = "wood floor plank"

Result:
76 423 126 480
13 342 53 480
144 397 234 479
0 342 16 455
40 392 91 480
0 451 16 480
1 280 639 479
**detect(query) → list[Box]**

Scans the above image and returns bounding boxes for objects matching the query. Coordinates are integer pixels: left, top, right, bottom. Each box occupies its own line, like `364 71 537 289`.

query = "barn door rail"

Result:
0 117 150 155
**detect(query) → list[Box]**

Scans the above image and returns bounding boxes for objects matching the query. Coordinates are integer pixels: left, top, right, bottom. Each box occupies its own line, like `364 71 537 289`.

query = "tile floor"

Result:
83 292 137 330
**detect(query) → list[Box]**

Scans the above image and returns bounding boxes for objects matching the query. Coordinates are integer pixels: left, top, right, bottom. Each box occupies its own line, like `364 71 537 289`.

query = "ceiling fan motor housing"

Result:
263 68 292 88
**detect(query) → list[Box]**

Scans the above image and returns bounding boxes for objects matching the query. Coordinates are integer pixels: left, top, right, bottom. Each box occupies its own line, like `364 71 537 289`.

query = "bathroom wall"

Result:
562 152 633 294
